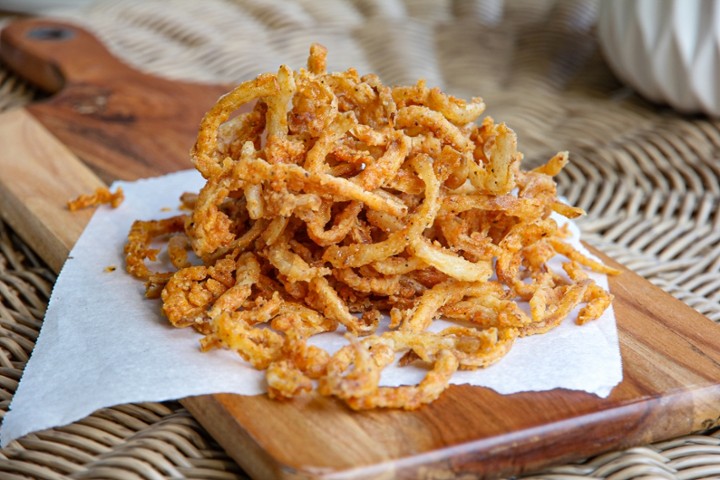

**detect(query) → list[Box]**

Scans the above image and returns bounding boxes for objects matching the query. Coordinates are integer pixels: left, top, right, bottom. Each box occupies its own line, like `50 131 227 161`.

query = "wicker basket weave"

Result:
0 0 719 478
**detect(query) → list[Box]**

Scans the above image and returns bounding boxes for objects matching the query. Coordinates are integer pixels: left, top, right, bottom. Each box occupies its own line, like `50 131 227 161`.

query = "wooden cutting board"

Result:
1 18 719 480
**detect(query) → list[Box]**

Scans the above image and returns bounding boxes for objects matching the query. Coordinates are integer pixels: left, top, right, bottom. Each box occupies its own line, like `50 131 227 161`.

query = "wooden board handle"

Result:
0 18 131 93
0 18 232 183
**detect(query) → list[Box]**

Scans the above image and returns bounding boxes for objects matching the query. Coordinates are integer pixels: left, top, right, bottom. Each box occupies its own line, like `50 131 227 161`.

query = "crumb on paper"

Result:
104 265 117 273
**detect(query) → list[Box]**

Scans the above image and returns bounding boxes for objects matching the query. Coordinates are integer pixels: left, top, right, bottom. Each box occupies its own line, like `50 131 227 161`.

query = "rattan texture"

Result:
0 0 718 478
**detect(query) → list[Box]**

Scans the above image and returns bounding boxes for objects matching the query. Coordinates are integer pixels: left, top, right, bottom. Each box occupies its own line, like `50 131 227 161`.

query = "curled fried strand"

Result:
68 186 124 211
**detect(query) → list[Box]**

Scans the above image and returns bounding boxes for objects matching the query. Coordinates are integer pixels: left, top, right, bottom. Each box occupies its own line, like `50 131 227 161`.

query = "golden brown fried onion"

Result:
68 186 124 211
126 44 620 410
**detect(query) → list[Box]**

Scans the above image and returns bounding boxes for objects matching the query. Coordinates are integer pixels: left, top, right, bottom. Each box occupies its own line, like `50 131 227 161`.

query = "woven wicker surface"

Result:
0 0 719 478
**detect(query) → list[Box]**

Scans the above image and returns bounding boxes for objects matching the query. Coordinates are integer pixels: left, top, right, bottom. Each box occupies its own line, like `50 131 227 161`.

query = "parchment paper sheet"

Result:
0 170 623 447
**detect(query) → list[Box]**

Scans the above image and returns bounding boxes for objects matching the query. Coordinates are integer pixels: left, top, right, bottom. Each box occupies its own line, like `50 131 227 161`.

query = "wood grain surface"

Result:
0 109 103 272
1 17 719 480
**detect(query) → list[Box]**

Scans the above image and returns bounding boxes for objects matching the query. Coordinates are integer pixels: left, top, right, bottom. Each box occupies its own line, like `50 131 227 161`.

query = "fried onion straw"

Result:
125 44 620 410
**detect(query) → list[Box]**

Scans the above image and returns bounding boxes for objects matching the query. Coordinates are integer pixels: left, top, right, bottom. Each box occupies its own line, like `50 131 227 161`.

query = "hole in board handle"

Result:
27 26 74 41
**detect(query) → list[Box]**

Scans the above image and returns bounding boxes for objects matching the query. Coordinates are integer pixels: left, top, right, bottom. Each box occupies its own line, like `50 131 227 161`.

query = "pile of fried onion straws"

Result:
125 44 619 410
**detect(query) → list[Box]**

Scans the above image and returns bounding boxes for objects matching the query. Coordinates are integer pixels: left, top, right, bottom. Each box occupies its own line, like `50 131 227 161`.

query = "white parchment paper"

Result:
0 169 623 447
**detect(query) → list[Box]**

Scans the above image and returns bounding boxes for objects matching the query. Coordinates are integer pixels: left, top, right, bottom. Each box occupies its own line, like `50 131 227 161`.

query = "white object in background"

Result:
597 0 720 117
